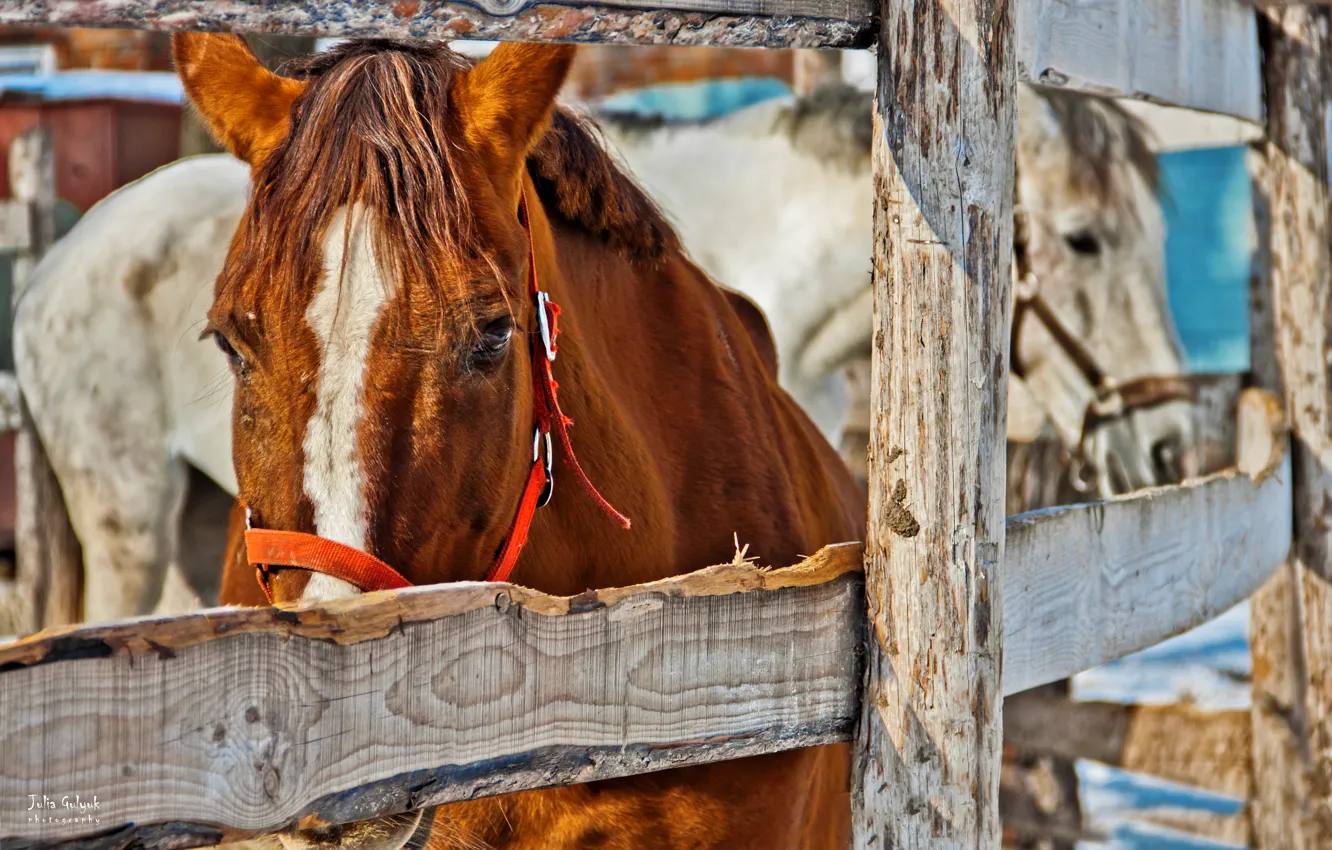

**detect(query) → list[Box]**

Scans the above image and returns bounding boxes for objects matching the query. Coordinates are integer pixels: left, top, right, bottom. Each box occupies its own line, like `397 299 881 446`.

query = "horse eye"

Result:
473 317 513 362
211 332 244 370
1063 229 1101 256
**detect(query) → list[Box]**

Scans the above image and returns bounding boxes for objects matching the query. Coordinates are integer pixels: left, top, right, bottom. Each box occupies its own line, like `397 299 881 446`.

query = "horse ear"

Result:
453 43 576 195
172 33 306 167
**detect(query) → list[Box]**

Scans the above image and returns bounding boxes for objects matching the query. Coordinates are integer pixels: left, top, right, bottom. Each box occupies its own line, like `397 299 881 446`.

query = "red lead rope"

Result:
245 188 629 602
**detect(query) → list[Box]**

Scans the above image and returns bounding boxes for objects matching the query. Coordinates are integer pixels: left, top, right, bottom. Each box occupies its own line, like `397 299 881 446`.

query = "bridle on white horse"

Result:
1010 209 1199 492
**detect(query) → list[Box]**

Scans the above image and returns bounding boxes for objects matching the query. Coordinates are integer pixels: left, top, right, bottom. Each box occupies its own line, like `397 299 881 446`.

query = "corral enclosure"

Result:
0 0 1327 849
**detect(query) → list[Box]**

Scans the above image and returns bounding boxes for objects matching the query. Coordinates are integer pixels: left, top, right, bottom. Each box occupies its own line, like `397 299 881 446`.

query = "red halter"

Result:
245 189 630 602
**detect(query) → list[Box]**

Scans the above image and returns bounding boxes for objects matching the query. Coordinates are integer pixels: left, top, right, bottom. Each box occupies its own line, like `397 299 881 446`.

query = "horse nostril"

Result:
1151 432 1185 485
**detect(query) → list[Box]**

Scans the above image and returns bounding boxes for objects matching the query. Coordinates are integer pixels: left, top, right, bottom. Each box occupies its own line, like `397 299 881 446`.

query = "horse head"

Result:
1013 85 1197 495
173 34 860 848
176 34 579 602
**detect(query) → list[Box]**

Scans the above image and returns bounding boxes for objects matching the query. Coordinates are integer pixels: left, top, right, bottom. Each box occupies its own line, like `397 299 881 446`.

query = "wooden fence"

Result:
0 126 81 639
0 0 1327 847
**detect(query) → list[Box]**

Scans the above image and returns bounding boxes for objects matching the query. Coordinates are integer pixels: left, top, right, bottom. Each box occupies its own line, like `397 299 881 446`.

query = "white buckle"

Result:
532 428 554 508
536 291 556 362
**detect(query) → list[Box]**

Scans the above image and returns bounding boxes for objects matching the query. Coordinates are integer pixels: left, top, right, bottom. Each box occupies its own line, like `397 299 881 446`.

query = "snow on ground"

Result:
1072 604 1250 847
1073 602 1250 710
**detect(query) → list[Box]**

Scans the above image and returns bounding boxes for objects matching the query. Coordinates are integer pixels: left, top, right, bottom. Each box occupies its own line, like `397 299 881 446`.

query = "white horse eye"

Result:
1063 229 1101 256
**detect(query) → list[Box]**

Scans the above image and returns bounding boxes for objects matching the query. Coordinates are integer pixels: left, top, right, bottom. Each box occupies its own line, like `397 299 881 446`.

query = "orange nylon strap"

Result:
247 526 412 601
519 191 630 533
487 454 549 584
245 186 627 600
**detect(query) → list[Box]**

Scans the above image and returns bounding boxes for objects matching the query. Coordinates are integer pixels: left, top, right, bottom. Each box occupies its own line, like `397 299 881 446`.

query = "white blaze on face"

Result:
301 205 390 602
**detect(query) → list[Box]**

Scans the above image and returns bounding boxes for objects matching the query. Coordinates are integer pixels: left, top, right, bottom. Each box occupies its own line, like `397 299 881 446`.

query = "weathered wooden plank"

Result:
0 425 1294 850
0 201 31 254
1017 0 1262 123
0 128 82 637
1248 6 1332 847
0 545 867 849
1003 389 1291 695
854 0 1014 842
0 0 870 49
6 129 52 297
1003 692 1251 798
1 0 1264 108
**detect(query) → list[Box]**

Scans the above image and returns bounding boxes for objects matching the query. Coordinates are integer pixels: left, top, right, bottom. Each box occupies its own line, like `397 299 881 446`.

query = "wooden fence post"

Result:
6 127 82 633
853 0 1015 842
1248 5 1332 847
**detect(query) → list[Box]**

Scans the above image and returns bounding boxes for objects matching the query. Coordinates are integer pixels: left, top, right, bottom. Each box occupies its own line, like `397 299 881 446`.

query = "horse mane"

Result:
527 108 679 262
236 37 675 313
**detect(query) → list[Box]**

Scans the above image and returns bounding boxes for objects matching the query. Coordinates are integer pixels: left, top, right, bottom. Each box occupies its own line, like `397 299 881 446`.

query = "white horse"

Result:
12 82 1194 623
597 83 1194 494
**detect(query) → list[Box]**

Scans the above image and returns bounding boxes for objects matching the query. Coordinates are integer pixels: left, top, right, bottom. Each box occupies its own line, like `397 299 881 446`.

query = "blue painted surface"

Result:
1158 145 1253 374
597 77 790 121
0 70 183 104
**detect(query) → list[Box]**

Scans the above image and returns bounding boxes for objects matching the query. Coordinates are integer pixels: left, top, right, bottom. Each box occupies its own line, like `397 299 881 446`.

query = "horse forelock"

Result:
223 40 480 331
1031 87 1161 215
222 38 676 327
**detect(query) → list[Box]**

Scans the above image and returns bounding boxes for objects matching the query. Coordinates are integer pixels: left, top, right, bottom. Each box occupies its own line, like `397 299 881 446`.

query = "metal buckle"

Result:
533 427 554 509
536 291 556 362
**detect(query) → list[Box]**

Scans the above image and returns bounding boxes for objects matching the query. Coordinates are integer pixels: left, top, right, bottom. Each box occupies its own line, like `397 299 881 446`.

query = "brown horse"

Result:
176 34 864 850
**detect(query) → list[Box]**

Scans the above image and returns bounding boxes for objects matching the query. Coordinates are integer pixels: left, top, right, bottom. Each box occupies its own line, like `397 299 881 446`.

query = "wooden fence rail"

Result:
1004 389 1290 695
0 0 1325 846
0 396 1287 848
0 0 1265 119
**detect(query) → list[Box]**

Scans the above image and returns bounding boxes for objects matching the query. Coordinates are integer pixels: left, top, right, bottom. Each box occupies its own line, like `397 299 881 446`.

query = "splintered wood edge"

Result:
0 3 872 49
0 542 864 670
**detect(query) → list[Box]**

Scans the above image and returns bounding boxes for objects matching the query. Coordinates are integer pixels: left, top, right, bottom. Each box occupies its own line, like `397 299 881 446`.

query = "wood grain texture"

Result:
0 437 1295 850
6 129 53 302
0 546 866 848
854 0 1014 842
1004 691 1251 798
0 0 1263 108
1004 397 1291 695
1248 7 1332 846
0 0 871 49
0 128 82 638
1017 0 1261 123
